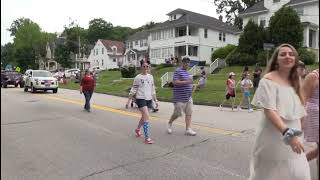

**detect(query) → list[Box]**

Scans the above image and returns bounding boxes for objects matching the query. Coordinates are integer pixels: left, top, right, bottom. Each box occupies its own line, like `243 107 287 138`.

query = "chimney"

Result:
219 15 223 22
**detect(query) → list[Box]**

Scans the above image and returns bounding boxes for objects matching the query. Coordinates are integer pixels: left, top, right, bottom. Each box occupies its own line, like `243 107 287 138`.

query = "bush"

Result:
226 48 256 66
211 44 237 62
120 65 136 78
256 51 268 66
108 68 120 71
298 48 316 65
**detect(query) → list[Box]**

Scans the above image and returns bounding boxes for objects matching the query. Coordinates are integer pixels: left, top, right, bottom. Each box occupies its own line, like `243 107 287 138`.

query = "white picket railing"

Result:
160 72 174 88
209 59 219 74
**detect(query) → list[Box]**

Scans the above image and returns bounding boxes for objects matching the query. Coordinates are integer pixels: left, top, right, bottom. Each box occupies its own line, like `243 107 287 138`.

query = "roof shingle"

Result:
99 39 125 54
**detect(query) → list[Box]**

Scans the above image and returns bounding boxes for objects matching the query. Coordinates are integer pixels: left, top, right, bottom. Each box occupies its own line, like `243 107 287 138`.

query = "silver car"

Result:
24 70 58 93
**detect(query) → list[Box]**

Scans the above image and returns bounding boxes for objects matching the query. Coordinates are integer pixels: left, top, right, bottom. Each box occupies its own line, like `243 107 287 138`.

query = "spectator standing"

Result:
252 66 262 92
167 57 196 136
248 44 310 180
80 70 96 112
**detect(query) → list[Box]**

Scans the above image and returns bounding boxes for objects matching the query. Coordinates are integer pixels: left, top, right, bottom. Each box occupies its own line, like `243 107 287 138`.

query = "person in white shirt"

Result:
238 73 254 112
129 61 158 144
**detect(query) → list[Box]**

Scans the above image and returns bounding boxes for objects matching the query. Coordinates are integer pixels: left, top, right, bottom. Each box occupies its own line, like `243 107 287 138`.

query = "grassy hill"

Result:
60 63 319 106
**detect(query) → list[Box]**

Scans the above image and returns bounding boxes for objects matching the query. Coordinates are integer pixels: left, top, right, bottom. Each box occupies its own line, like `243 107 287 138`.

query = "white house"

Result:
124 31 149 67
87 39 125 70
239 0 319 61
147 8 242 65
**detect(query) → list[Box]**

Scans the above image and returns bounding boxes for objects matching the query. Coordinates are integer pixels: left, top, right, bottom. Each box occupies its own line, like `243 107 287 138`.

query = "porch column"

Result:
186 45 189 56
186 24 189 36
305 26 310 47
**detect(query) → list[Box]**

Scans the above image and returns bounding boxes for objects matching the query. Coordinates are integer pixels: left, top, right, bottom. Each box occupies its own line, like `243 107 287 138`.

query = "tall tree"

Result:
87 18 113 44
13 21 44 70
8 17 33 36
111 26 133 41
268 7 303 49
213 0 261 29
54 43 72 68
238 20 265 55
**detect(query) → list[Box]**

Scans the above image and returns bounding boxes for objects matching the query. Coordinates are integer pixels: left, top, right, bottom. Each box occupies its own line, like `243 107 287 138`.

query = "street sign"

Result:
263 43 275 51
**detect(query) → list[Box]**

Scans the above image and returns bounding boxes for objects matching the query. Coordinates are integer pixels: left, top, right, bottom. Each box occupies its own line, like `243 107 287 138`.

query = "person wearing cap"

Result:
219 72 237 111
167 57 196 136
80 69 96 112
238 73 254 112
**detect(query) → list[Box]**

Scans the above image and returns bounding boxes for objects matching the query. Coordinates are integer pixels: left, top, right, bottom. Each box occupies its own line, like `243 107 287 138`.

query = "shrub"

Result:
211 44 237 62
256 51 268 66
120 65 136 78
225 48 256 66
108 68 120 71
298 48 316 65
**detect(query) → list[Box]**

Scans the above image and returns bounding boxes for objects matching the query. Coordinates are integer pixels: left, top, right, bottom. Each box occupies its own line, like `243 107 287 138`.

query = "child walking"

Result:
237 73 253 112
219 72 236 111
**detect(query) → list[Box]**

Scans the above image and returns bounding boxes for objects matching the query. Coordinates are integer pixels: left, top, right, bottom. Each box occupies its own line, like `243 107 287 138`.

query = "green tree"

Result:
213 0 261 29
111 26 133 41
87 18 113 44
211 44 237 61
8 17 33 36
268 7 303 49
238 20 264 56
1 43 16 68
13 21 44 70
54 43 72 68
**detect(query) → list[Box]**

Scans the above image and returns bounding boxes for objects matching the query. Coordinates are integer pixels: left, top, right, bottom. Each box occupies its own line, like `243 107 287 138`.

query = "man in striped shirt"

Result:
167 57 196 136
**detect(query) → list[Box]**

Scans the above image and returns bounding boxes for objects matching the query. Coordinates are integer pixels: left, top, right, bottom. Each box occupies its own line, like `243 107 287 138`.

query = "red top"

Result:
226 79 235 96
80 75 95 91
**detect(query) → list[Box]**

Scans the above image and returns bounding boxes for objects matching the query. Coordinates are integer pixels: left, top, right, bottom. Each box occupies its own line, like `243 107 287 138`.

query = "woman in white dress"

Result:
248 44 311 180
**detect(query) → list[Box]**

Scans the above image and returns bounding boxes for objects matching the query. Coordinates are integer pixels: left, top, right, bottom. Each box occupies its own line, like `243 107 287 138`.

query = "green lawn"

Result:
60 63 319 106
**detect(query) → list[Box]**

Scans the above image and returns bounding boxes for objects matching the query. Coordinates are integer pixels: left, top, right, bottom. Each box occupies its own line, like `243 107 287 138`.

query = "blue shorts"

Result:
244 91 251 97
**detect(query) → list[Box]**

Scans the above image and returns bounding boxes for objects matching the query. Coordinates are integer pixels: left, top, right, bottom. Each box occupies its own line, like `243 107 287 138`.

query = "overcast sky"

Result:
1 0 220 45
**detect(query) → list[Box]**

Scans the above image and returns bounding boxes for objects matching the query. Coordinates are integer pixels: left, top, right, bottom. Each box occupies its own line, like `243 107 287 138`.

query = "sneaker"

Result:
219 105 223 111
167 123 173 134
152 108 159 113
185 128 197 136
248 109 254 113
237 106 242 111
144 138 154 144
135 129 142 137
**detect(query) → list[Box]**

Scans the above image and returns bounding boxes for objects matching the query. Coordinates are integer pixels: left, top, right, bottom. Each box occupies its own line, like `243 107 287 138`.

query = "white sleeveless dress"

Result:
248 78 311 180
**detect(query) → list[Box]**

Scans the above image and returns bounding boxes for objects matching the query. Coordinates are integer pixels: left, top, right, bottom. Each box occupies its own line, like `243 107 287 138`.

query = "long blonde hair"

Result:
265 43 304 103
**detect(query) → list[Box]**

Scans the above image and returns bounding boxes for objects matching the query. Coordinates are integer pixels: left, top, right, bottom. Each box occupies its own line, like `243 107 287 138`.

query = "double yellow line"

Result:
41 95 242 137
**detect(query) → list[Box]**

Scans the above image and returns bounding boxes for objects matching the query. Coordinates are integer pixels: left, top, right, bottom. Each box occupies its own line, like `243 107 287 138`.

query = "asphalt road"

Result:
1 88 317 180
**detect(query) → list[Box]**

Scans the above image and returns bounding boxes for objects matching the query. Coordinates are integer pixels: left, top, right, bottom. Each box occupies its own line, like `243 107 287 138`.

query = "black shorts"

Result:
226 93 235 100
136 99 153 109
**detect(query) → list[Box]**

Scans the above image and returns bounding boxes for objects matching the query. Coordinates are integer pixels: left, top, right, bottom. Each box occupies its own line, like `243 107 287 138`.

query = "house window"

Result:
144 40 147 46
135 41 138 45
93 49 95 56
188 46 198 56
102 59 104 66
112 48 117 55
96 49 98 55
174 15 176 20
113 58 116 62
219 32 222 41
204 29 208 38
130 42 133 48
102 48 104 54
223 33 226 42
260 20 266 27
140 40 143 47
211 48 214 52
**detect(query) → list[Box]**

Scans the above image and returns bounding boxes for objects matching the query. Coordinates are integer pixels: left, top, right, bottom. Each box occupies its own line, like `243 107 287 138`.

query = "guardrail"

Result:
209 58 226 73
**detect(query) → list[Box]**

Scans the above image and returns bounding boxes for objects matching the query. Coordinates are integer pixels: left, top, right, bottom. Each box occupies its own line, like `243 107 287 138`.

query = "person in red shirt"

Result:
80 70 96 112
219 72 236 111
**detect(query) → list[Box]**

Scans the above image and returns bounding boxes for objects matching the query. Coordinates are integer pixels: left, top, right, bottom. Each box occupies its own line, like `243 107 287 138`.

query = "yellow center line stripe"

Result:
40 94 242 137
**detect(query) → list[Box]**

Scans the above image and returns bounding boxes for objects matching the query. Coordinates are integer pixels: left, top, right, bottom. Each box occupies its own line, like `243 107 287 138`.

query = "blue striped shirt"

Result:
173 67 193 102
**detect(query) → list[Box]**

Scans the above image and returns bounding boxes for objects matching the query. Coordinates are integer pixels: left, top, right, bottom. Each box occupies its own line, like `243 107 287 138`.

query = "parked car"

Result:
24 70 58 93
64 69 80 79
1 70 24 88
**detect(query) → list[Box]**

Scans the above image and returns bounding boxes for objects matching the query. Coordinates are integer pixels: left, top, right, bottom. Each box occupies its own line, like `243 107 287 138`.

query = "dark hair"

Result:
182 57 190 63
298 60 305 68
140 60 150 66
243 66 249 72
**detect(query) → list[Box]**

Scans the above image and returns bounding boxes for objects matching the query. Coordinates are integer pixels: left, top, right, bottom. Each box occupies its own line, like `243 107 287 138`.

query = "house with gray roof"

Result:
124 31 149 67
239 0 319 61
147 8 241 65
